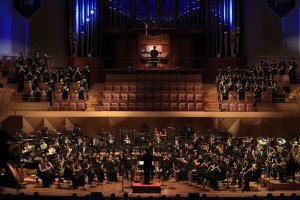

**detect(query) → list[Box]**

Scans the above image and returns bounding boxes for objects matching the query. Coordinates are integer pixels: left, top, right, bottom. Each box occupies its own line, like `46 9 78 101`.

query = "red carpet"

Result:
132 182 161 193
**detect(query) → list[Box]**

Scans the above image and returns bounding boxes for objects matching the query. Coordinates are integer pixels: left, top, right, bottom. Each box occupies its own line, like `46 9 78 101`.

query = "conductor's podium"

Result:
132 182 161 193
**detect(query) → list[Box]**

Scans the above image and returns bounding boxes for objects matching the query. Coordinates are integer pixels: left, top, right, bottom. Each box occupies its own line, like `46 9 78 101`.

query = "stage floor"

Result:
1 175 300 199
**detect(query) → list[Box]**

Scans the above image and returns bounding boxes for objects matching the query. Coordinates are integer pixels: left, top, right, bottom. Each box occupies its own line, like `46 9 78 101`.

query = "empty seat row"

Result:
105 73 202 83
102 93 204 103
51 101 86 111
221 103 254 112
101 102 204 112
104 83 203 93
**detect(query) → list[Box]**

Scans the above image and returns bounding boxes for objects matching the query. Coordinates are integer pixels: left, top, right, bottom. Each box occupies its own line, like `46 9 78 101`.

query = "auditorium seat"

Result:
221 103 229 112
103 93 111 101
179 103 186 111
187 94 195 102
238 103 246 112
170 74 177 82
106 74 113 82
154 84 162 91
178 83 186 92
145 84 154 91
136 102 144 111
178 74 186 82
105 84 113 91
144 102 153 111
153 74 161 82
112 94 120 101
128 94 136 102
114 74 121 82
196 102 204 111
137 84 145 91
170 103 178 111
137 74 145 82
170 93 178 102
162 103 170 111
186 85 194 92
229 103 237 112
53 93 62 101
52 103 59 111
179 93 186 102
162 74 170 82
119 102 127 111
127 102 135 111
70 93 78 100
195 93 203 102
129 85 136 93
186 74 194 82
153 93 161 102
113 85 121 92
144 93 153 101
102 102 110 111
121 85 129 93
194 74 202 82
195 85 203 92
161 93 169 102
120 94 128 101
60 102 68 111
153 102 161 111
110 102 119 111
187 103 195 111
170 84 178 91
69 102 77 111
162 84 170 91
77 102 86 111
246 104 254 112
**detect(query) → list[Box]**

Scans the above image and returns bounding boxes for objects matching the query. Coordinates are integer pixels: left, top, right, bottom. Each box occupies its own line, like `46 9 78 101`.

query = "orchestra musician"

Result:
106 154 118 182
81 156 94 184
37 156 55 187
243 162 262 191
90 152 105 183
118 149 128 179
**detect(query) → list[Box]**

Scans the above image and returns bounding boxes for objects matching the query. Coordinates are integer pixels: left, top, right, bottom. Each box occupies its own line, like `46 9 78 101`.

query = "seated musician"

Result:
90 152 105 183
231 158 243 188
106 154 118 182
205 158 226 190
73 159 85 187
81 156 94 184
118 149 128 179
162 152 173 181
150 46 159 67
37 156 55 187
285 153 296 182
243 162 262 191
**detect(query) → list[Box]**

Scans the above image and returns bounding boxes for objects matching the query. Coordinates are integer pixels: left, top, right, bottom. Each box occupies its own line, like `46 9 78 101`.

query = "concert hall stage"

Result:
1 176 300 199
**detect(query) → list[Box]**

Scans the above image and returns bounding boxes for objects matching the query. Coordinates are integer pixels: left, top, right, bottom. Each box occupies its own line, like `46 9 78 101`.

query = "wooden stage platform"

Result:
1 176 300 199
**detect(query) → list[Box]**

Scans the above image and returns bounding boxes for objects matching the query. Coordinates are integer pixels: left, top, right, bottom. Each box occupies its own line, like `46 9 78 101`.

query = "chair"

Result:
186 85 194 92
136 102 144 111
162 84 170 91
144 102 153 111
77 102 86 111
69 102 77 111
179 103 186 111
60 102 69 111
153 102 161 111
238 103 246 112
105 84 113 91
52 103 59 111
112 94 120 101
114 74 121 82
129 85 136 93
221 103 229 112
120 93 128 101
229 103 237 112
145 93 153 101
128 93 136 102
121 85 129 93
161 93 169 102
162 74 170 82
113 85 121 92
195 93 203 102
196 103 204 111
127 102 135 111
246 103 254 112
187 94 195 102
187 103 195 111
103 93 111 101
170 93 178 102
137 93 145 102
102 102 110 111
70 93 78 100
119 102 127 111
178 94 186 102
170 103 178 111
170 84 178 91
54 93 62 101
153 93 161 102
106 74 113 82
162 103 170 111
178 83 186 92
110 102 119 111
194 74 202 82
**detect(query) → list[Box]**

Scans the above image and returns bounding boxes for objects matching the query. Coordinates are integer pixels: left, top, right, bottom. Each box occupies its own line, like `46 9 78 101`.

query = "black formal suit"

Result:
142 151 154 184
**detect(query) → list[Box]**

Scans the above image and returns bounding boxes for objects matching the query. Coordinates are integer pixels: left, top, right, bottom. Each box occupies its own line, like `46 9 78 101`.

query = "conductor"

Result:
142 148 154 184
150 46 159 67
